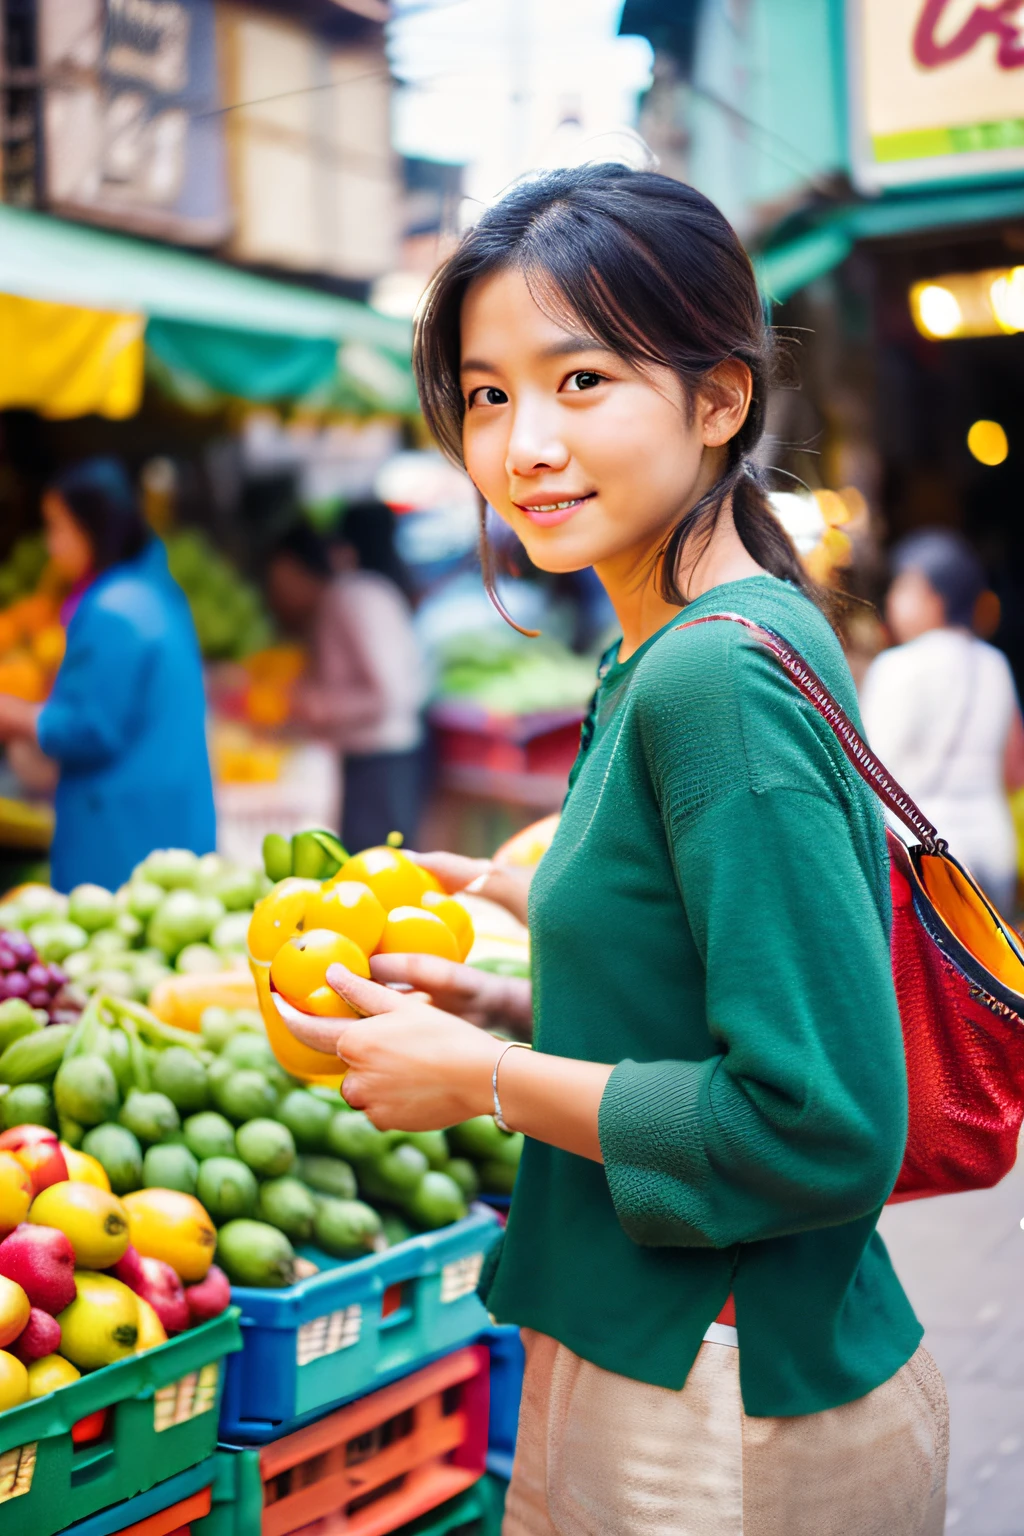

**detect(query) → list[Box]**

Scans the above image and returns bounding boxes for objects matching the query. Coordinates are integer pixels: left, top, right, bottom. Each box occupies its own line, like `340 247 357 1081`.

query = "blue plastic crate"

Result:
481 1325 523 1480
60 1458 219 1536
219 1207 501 1443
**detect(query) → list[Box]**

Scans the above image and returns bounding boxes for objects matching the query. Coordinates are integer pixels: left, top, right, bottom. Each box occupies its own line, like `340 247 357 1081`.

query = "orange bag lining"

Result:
917 854 1024 993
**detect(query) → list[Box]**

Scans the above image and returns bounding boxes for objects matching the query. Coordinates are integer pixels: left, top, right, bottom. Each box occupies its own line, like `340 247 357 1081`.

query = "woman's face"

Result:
886 568 948 644
42 492 93 583
459 267 750 582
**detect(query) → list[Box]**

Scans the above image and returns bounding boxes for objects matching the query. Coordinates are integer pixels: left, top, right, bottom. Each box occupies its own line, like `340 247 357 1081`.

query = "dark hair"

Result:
335 499 413 599
891 530 985 629
270 523 332 580
413 163 831 627
50 458 149 573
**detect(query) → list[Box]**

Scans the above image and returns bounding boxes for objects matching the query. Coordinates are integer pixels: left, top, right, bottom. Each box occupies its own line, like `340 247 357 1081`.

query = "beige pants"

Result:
503 1330 948 1536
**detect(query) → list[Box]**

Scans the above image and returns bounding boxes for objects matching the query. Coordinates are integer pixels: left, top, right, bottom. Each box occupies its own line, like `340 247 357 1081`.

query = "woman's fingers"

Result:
326 962 410 1016
370 951 469 993
407 849 491 894
272 995 350 1054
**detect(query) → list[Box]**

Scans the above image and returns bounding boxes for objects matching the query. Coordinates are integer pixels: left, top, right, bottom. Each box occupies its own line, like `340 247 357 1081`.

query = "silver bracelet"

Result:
492 1040 531 1132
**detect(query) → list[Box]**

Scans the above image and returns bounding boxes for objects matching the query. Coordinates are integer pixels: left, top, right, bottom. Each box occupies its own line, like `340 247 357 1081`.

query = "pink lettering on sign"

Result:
913 0 1024 69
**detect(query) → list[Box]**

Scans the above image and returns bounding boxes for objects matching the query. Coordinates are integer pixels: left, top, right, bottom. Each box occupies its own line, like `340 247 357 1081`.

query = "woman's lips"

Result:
514 494 595 527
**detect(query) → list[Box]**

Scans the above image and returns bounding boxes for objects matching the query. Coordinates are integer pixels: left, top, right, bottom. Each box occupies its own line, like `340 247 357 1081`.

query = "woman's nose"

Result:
505 408 570 478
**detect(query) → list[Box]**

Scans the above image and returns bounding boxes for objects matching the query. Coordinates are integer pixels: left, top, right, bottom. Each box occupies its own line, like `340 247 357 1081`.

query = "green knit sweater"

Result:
484 575 922 1418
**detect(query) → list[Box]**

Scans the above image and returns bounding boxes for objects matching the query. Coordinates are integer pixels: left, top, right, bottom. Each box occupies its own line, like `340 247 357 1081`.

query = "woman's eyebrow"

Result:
461 336 611 373
539 335 611 359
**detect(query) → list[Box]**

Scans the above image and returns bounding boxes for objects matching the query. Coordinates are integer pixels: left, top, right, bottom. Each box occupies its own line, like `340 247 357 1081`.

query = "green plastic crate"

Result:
397 1476 508 1536
0 1307 241 1536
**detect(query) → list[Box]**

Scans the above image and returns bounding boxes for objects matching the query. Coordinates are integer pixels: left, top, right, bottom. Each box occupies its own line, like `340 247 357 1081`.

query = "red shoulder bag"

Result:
680 612 1024 1202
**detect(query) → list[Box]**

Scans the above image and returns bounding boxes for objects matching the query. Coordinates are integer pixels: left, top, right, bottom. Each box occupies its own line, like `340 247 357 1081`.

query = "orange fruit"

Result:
245 682 290 729
304 880 387 954
270 929 370 1015
247 877 320 963
375 906 459 962
12 593 57 638
331 847 427 912
31 624 65 672
122 1189 216 1282
0 653 46 702
420 891 474 961
0 1150 33 1237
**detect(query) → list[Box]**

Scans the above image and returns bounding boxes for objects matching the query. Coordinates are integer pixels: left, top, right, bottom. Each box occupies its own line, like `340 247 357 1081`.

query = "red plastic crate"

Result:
115 1485 211 1536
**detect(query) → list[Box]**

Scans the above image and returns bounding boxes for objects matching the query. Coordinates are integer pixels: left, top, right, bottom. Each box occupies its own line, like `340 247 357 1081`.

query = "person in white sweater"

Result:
861 530 1024 914
267 509 428 852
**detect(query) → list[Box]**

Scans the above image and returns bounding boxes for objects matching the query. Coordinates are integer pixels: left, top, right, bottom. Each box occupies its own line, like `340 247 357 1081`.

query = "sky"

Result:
388 0 654 211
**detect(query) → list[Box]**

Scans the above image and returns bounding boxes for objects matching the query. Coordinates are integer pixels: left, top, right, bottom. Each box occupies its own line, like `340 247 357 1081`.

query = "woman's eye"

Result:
565 371 604 392
468 386 508 407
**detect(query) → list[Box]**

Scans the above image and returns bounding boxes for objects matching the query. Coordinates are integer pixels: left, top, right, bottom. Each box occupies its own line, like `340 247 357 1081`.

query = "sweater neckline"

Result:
602 574 786 685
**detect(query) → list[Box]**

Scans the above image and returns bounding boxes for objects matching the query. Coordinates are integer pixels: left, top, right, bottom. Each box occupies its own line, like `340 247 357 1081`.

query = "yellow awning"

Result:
0 293 144 419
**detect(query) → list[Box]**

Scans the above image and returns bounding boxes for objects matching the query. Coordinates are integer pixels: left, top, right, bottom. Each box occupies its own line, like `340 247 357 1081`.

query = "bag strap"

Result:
675 612 948 856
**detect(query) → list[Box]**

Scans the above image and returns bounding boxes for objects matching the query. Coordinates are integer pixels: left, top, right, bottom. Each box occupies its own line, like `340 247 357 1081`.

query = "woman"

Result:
267 507 427 852
0 458 215 892
283 167 947 1534
861 529 1023 914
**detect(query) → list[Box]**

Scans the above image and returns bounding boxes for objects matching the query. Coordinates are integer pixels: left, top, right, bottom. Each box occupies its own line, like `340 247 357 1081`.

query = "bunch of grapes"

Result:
0 929 77 1019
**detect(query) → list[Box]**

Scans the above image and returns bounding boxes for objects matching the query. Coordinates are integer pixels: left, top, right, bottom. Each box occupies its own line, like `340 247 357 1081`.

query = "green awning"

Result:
755 182 1024 304
0 204 415 411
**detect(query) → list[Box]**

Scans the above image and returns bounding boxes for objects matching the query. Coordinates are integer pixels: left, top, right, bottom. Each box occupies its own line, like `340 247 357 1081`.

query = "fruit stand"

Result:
0 825 535 1536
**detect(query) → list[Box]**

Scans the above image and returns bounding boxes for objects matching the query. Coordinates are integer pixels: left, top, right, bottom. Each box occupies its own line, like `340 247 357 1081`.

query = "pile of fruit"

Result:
254 832 476 1015
436 631 598 716
0 931 78 1022
0 847 267 1007
164 530 273 663
0 1124 230 1414
0 986 521 1293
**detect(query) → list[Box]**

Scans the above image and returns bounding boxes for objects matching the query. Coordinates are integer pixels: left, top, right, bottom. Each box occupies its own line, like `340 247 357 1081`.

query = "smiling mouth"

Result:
513 493 595 525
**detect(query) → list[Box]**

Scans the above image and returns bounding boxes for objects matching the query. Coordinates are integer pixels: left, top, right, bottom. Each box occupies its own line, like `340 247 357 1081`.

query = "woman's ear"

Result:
699 360 754 449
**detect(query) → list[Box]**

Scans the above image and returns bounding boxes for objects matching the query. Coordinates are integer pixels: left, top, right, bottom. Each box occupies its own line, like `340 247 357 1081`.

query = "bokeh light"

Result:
967 420 1009 466
914 284 963 338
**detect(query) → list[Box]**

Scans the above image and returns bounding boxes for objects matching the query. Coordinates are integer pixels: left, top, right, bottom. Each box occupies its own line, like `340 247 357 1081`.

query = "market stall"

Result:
0 823 538 1535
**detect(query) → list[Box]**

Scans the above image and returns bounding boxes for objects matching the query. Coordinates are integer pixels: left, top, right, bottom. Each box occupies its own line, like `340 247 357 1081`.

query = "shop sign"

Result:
39 0 229 243
847 0 1024 189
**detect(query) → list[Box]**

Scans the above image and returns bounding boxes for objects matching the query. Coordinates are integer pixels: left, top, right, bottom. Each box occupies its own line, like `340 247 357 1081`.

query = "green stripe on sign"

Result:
873 120 1024 163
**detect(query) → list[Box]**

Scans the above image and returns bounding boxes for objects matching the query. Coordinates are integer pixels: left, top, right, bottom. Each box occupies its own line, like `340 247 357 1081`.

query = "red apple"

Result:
0 1126 68 1195
0 1223 77 1314
113 1245 189 1334
184 1264 231 1325
10 1306 61 1362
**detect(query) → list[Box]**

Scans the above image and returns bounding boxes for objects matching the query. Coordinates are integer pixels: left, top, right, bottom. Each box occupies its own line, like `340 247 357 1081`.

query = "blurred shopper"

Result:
280 167 947 1535
861 530 1024 913
267 504 427 852
0 458 215 891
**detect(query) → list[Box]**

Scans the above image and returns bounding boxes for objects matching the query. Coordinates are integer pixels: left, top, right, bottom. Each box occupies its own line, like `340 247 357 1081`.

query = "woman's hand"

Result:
0 695 40 744
321 962 612 1159
326 964 500 1130
410 850 494 894
412 850 534 926
369 952 532 1039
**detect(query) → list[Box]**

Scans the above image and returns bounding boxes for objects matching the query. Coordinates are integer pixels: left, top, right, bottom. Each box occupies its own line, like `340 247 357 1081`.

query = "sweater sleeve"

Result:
598 642 908 1251
37 605 152 770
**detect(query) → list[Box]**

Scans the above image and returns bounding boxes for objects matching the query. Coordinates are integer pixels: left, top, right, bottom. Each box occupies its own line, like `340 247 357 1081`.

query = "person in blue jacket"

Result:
0 458 215 891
